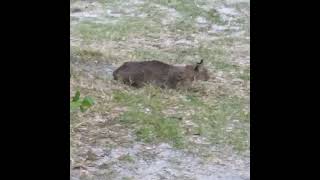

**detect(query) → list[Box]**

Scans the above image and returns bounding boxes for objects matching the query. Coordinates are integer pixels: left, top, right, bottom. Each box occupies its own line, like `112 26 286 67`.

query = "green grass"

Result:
137 3 169 23
112 87 165 111
238 68 250 81
153 0 223 24
118 154 135 163
122 177 134 180
113 87 184 148
182 93 249 151
73 17 162 41
167 17 198 35
130 44 237 71
131 49 174 62
120 111 184 147
71 48 104 61
110 84 249 152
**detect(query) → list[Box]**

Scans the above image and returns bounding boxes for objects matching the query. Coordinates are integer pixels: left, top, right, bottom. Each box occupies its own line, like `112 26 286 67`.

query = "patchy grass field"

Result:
70 0 250 179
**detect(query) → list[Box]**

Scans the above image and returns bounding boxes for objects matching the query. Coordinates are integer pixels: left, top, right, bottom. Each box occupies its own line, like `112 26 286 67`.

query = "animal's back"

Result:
113 60 172 87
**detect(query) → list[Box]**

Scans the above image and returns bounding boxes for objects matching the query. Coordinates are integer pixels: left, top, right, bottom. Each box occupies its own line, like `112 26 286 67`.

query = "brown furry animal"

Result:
113 60 209 89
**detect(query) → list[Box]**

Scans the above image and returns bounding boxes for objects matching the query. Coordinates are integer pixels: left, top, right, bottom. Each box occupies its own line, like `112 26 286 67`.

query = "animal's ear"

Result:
194 59 204 72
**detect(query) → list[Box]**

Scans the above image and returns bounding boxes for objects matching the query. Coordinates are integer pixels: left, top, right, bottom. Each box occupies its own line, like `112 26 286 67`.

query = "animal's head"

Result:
185 59 210 81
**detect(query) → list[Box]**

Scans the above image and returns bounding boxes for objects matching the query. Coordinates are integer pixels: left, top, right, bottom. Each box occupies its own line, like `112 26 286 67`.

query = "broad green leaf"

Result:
70 101 82 109
82 96 95 107
72 91 81 102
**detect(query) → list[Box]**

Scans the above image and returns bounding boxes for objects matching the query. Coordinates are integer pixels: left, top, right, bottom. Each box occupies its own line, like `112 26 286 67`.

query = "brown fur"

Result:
113 60 209 89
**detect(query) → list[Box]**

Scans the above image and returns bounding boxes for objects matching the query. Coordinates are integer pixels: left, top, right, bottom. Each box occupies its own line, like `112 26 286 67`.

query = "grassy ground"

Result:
70 0 250 179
